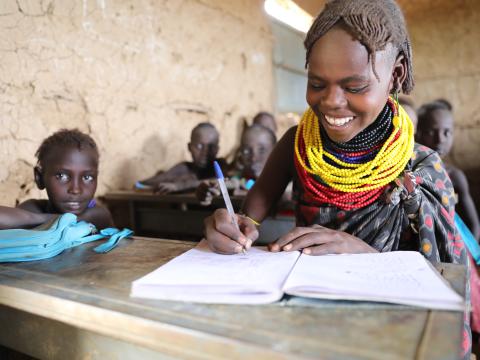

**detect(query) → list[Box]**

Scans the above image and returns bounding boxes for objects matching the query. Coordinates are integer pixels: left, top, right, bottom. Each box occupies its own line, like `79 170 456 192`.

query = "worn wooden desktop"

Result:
102 190 295 244
0 237 466 360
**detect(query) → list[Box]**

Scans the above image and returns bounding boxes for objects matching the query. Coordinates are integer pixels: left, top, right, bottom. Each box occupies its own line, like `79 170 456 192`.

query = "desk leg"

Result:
128 200 137 232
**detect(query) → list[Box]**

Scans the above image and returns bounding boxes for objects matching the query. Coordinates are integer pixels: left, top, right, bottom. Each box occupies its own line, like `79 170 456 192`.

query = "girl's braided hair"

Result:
304 0 414 94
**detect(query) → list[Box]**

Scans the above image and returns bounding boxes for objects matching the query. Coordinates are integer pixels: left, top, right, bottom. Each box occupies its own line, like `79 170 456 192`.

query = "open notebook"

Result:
131 241 464 311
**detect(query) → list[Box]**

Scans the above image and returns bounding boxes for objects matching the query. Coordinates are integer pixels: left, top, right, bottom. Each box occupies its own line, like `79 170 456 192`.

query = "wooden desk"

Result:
102 190 295 244
0 237 465 359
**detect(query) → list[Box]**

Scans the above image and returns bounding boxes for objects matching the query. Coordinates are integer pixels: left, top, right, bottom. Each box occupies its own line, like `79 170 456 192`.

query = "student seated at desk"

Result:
0 206 53 229
204 3 472 355
137 122 226 194
17 129 113 230
205 0 468 261
196 124 276 205
416 100 480 241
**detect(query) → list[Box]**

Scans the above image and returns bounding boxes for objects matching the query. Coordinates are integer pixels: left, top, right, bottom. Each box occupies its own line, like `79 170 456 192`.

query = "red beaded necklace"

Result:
294 100 407 211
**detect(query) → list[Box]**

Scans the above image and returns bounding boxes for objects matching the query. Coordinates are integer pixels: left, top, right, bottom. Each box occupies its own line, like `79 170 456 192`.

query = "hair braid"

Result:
304 0 414 94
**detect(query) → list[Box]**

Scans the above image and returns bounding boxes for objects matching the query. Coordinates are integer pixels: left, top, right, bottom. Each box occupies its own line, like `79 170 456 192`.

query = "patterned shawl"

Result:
294 143 467 265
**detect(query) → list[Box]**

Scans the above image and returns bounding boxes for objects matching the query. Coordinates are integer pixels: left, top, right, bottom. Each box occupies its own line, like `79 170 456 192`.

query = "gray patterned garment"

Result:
294 143 467 265
293 143 471 359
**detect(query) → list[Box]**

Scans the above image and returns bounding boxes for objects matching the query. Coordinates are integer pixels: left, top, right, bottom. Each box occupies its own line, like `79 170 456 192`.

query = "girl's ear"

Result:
390 53 407 94
34 166 45 190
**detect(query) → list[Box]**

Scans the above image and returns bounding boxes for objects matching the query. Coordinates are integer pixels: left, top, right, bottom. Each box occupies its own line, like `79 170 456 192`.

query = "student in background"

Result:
398 96 417 132
17 129 113 229
228 112 277 175
196 124 276 205
0 206 53 229
252 112 277 134
416 100 480 240
237 124 277 180
138 122 226 194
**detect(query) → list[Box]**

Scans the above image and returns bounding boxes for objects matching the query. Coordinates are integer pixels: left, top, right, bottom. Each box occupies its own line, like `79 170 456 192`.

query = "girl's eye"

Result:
241 148 252 156
345 85 368 94
83 175 95 182
56 173 69 182
308 82 325 90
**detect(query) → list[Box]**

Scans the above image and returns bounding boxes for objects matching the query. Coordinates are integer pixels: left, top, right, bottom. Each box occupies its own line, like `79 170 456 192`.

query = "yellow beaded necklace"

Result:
294 99 414 193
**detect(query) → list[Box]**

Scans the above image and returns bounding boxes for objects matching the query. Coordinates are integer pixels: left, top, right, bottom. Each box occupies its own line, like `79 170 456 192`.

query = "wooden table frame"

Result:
0 237 466 359
102 191 295 244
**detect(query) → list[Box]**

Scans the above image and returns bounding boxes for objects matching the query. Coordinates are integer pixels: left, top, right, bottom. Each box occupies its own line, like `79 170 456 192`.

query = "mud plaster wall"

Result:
400 0 480 210
0 0 273 205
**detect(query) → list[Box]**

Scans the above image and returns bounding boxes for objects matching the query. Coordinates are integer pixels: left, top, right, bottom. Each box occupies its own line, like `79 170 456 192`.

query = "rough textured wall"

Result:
401 0 480 167
399 0 480 208
0 0 273 205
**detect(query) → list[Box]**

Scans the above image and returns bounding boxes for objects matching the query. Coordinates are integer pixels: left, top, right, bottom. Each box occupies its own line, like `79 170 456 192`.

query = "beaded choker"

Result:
294 98 414 210
321 103 393 154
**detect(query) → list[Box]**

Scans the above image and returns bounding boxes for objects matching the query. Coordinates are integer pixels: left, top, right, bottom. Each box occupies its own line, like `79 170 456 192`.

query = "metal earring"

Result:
392 86 399 104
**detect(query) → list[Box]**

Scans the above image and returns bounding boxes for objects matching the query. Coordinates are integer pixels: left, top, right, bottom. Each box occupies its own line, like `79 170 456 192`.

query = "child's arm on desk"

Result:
18 199 114 230
139 163 190 186
154 176 200 194
0 205 53 229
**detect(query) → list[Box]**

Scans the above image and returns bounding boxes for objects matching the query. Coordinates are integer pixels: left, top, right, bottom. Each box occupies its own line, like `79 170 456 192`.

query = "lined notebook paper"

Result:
131 242 464 310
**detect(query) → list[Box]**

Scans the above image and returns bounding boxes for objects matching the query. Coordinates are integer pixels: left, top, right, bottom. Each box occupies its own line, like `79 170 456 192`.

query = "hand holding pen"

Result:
203 162 259 254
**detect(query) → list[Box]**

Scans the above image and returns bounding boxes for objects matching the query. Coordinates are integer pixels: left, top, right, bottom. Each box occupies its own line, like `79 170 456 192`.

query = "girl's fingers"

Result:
282 232 331 251
204 216 243 254
271 227 319 251
213 209 249 247
302 242 340 256
239 217 259 248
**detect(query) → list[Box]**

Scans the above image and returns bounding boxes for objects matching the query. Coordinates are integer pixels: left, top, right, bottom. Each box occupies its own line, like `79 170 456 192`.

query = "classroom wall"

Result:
400 0 480 209
2 0 479 209
0 0 274 205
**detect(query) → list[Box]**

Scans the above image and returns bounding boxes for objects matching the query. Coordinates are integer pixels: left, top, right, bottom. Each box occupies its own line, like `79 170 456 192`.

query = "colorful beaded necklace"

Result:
294 98 414 210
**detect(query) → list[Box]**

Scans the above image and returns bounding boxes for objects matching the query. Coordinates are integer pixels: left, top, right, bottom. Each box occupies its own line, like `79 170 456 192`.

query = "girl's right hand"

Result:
204 209 259 254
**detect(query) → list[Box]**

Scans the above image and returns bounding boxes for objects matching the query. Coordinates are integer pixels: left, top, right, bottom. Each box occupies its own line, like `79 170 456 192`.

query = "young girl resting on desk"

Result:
137 122 227 194
196 124 276 205
203 0 471 357
17 129 113 230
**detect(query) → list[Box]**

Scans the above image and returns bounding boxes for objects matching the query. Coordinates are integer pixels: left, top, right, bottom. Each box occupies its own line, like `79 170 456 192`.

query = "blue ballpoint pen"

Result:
213 161 247 254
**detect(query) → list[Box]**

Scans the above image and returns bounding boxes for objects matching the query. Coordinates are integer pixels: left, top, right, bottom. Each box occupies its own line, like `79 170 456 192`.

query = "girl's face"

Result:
306 25 402 143
417 109 454 157
239 130 275 179
188 128 219 169
38 146 98 215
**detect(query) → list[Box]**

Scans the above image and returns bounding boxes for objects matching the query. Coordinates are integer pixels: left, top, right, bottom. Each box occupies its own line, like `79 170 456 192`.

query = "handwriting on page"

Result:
138 246 300 288
285 251 460 302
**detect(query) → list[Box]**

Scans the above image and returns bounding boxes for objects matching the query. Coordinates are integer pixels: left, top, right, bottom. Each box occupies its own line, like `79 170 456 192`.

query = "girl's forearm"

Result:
0 206 51 229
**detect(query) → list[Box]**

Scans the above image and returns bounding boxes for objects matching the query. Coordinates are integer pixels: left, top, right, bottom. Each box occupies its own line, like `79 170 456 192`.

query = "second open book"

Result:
131 241 464 311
